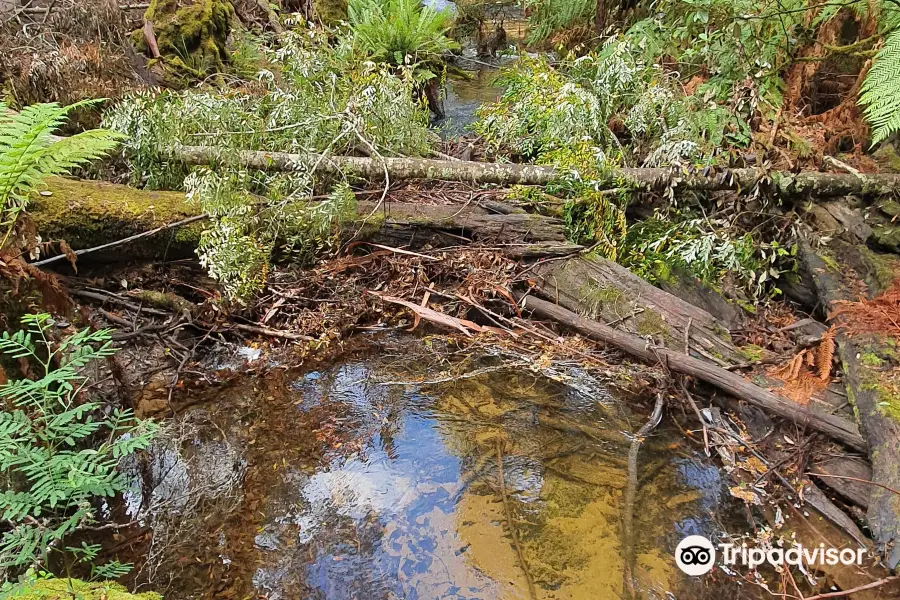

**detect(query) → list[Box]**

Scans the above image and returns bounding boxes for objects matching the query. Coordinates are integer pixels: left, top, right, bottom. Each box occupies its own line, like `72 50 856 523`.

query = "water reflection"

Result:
132 350 752 599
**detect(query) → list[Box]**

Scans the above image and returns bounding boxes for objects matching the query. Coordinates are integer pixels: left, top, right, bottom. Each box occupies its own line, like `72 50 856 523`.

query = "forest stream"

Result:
118 337 753 600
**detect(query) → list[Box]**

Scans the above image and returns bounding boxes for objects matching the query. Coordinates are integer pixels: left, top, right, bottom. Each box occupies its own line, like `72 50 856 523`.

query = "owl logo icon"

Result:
675 535 716 576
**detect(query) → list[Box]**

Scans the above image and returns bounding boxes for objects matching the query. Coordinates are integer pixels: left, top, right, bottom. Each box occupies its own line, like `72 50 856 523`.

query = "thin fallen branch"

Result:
622 391 665 598
496 439 538 600
517 293 865 451
803 575 899 599
33 213 209 267
174 145 900 196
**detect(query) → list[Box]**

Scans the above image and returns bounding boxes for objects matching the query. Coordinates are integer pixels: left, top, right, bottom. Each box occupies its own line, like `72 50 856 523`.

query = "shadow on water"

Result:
123 338 760 599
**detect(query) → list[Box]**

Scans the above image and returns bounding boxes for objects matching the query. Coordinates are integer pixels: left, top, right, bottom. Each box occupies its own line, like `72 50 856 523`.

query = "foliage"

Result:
474 44 777 298
347 0 459 82
104 25 434 302
860 29 900 144
0 101 123 252
0 314 157 576
524 0 596 44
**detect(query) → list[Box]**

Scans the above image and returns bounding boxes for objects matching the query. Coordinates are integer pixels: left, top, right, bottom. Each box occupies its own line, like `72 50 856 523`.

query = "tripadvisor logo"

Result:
675 535 866 576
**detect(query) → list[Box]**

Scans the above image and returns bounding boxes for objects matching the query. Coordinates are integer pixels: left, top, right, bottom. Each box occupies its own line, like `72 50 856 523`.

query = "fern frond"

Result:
859 29 900 144
0 101 124 218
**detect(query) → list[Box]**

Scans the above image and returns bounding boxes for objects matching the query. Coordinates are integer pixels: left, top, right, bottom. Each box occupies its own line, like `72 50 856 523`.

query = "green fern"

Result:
0 101 124 249
348 0 458 72
0 314 158 572
524 0 595 43
859 29 900 145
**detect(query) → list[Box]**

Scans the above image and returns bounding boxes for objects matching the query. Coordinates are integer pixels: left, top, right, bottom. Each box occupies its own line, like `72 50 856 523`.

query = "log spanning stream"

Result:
120 337 755 599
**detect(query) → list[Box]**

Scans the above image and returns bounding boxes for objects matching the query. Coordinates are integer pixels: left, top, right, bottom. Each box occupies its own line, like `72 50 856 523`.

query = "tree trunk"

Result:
528 255 741 364
594 0 607 34
798 238 900 569
517 292 865 451
173 145 900 196
28 177 577 262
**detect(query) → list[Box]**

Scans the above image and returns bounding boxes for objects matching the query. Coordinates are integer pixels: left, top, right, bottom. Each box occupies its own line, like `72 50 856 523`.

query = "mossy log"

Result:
798 238 900 569
174 145 900 196
27 177 573 262
30 177 202 261
529 255 742 364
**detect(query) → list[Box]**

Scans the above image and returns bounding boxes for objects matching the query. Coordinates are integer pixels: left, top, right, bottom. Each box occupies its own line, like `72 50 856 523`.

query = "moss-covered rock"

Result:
12 578 161 599
312 0 347 25
135 0 235 85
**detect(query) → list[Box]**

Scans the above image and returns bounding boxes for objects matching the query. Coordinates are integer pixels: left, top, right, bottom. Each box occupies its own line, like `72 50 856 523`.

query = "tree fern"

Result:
859 28 900 144
0 101 124 248
348 0 458 72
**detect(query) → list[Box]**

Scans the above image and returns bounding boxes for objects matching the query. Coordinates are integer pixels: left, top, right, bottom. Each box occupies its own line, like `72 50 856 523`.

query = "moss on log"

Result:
529 254 741 363
27 177 572 262
30 176 201 260
798 238 900 569
135 0 234 84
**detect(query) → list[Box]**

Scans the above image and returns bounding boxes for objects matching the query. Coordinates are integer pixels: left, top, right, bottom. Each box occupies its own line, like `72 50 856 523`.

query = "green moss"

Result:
818 250 841 273
13 578 161 599
859 247 900 293
312 0 348 25
737 344 765 362
29 176 200 258
578 282 628 319
857 350 900 422
138 0 234 85
860 352 884 368
635 310 666 337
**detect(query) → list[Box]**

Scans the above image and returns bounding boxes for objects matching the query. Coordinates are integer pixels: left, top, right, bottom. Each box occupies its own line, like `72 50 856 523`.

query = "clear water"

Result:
127 343 753 599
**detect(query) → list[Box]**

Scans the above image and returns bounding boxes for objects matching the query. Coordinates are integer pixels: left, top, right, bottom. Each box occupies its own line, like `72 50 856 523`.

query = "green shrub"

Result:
347 0 458 83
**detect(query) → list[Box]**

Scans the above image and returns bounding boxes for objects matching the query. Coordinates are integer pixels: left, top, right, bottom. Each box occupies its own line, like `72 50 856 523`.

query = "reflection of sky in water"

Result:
673 456 726 539
251 400 517 600
143 356 750 600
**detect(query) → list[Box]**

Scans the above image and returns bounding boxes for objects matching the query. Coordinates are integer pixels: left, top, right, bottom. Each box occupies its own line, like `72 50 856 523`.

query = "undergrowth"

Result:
0 314 157 595
104 22 435 303
475 46 779 299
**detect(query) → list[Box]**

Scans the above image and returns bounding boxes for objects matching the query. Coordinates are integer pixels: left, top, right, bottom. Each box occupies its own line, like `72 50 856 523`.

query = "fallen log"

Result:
528 255 741 364
516 292 865 451
798 238 900 569
810 456 873 510
174 145 900 196
28 177 574 262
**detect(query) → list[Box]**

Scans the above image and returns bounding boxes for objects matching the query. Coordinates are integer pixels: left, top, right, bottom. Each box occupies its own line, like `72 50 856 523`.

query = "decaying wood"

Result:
798 238 900 568
800 480 870 547
517 292 865 451
809 456 873 510
529 255 741 363
28 178 574 263
174 145 900 196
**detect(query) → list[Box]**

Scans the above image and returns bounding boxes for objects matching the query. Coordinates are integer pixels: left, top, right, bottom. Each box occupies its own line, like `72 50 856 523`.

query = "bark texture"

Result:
28 178 574 261
174 145 900 196
529 255 741 363
517 292 865 451
798 238 900 569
